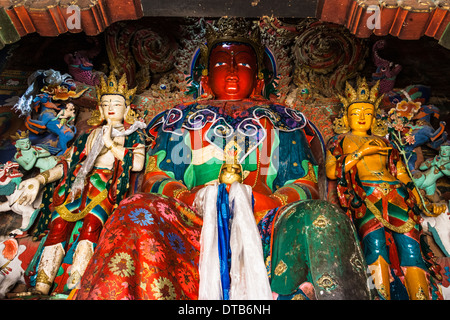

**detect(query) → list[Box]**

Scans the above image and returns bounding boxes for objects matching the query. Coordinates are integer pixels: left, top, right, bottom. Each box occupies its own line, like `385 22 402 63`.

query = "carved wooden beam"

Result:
139 0 318 18
0 0 143 41
318 0 450 41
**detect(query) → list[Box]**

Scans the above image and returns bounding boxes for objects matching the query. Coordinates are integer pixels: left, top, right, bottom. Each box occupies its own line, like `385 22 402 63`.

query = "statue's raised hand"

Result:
102 120 114 148
425 202 447 217
357 139 392 158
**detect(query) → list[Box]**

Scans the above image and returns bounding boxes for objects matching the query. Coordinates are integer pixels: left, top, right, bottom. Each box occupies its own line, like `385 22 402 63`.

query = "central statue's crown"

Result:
200 18 265 75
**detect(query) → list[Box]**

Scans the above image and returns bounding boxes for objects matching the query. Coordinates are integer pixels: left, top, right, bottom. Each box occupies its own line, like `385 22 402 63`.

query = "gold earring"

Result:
124 107 137 124
87 109 104 127
257 71 264 80
371 116 388 136
333 116 350 134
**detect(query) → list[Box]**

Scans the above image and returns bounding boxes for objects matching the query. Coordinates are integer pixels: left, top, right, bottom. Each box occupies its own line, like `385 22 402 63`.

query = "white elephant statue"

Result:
422 206 450 257
0 161 42 236
0 237 26 298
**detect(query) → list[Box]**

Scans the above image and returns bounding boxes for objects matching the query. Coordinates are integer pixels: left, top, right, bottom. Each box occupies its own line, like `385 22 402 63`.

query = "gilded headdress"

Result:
200 18 265 78
88 72 138 126
10 130 29 141
333 77 387 135
96 72 137 106
338 77 383 112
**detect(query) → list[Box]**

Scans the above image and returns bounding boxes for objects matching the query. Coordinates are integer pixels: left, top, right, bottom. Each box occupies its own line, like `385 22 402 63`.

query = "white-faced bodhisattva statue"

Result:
16 73 146 295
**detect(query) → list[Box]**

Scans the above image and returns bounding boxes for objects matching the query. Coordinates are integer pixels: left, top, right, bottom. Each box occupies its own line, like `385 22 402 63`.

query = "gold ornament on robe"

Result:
218 139 244 185
218 162 244 185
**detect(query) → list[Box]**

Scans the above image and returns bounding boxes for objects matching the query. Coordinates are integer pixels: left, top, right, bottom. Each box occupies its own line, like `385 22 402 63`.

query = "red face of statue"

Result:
206 43 259 100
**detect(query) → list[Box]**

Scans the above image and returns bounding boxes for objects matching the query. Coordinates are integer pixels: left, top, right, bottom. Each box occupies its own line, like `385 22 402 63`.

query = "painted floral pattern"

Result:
72 193 202 300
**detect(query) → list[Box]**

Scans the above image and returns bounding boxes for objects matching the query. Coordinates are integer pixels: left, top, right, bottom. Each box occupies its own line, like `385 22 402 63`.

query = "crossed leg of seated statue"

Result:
269 200 371 299
72 194 371 300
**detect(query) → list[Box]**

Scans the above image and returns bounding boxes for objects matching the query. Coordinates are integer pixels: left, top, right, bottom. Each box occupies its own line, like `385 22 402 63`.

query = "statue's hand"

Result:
102 122 114 148
13 177 41 206
358 139 392 157
424 202 447 217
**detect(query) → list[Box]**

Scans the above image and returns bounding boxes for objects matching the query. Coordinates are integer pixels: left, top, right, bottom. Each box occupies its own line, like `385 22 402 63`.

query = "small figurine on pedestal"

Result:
0 161 41 236
54 102 76 129
11 130 59 173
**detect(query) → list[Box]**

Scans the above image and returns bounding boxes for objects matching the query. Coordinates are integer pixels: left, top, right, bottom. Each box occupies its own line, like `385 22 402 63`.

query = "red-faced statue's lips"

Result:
225 77 239 92
225 82 239 92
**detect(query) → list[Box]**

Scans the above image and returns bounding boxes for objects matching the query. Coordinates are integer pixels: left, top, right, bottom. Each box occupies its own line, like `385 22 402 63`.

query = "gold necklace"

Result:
361 157 385 179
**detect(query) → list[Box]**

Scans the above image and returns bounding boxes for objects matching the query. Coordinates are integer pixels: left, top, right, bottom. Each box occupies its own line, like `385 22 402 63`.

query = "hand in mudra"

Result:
102 120 114 148
425 202 447 217
357 139 392 158
14 177 41 206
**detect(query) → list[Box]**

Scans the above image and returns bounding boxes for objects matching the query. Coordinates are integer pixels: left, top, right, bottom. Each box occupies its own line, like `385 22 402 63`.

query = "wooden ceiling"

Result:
0 0 449 49
318 0 450 41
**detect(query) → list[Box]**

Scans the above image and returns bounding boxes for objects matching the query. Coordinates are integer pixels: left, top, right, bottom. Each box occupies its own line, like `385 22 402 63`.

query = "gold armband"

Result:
352 151 361 160
173 188 189 200
37 171 50 185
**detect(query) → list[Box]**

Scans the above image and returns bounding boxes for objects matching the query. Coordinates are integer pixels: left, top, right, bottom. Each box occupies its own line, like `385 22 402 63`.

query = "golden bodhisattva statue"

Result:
326 78 445 300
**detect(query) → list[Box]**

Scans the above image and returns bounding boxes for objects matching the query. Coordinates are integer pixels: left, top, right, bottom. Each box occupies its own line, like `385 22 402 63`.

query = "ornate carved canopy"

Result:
0 0 449 49
0 0 143 48
318 0 450 41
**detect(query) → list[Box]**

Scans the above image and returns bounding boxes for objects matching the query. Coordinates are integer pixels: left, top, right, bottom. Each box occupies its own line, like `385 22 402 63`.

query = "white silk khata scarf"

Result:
195 181 273 300
71 121 146 199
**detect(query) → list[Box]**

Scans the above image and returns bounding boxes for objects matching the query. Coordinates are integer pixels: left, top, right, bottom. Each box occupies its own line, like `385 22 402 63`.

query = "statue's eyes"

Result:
238 62 251 68
214 62 227 67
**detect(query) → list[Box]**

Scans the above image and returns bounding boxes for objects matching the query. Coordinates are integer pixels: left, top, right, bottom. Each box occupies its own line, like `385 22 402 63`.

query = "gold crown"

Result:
96 72 137 105
11 130 29 141
333 77 387 136
338 77 383 111
200 18 265 76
